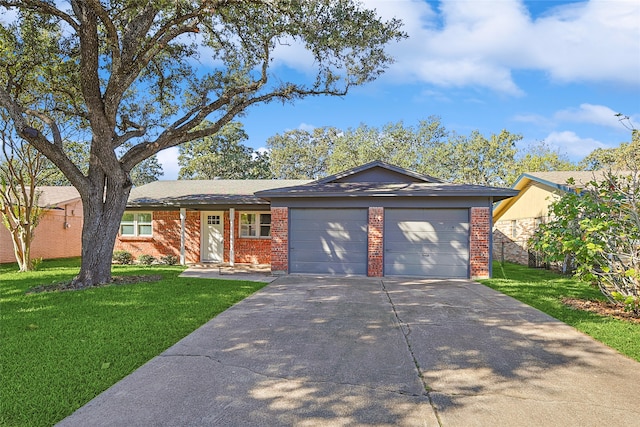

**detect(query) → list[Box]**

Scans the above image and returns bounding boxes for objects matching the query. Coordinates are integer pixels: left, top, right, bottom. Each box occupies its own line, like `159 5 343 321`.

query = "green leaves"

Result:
178 121 270 179
267 117 526 185
530 166 640 315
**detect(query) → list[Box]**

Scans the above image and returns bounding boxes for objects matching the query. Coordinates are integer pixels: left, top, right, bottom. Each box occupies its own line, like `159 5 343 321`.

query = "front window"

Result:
120 212 153 237
240 212 271 238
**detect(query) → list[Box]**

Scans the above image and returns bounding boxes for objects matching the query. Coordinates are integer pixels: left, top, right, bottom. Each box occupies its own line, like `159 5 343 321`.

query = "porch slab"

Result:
180 263 276 282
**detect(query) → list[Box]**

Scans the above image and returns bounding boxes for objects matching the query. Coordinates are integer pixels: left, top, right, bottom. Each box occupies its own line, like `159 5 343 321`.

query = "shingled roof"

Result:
256 161 517 201
127 179 311 208
255 181 517 201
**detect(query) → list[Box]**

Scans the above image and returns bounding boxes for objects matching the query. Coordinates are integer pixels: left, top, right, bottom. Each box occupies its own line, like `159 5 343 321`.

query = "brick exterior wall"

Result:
223 210 271 264
493 217 543 265
0 199 83 263
270 207 288 273
368 207 384 277
470 207 491 279
114 210 200 263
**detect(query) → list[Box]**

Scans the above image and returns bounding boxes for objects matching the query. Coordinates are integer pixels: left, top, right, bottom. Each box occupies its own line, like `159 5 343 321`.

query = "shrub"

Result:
530 166 640 315
112 250 133 265
160 254 178 265
137 254 156 266
32 257 43 271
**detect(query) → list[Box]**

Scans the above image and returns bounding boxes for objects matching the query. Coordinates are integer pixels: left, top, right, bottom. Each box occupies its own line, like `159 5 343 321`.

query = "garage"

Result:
255 161 518 279
384 209 469 278
289 208 368 275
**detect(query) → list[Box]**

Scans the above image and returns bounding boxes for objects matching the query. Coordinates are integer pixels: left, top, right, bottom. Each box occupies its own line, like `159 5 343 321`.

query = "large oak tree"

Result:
0 0 404 287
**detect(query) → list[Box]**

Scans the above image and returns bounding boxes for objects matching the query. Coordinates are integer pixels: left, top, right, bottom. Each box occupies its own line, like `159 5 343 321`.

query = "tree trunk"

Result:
71 182 131 288
9 225 33 272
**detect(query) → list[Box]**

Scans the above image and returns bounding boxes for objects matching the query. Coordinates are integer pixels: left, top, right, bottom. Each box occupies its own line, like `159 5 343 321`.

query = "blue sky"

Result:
96 1 640 179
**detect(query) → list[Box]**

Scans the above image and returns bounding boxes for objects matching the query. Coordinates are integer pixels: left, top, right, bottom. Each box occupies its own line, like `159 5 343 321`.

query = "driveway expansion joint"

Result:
380 280 443 426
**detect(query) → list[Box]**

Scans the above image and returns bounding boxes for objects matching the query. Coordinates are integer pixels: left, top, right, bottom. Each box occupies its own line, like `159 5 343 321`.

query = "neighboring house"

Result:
492 171 613 266
0 186 83 264
117 161 516 279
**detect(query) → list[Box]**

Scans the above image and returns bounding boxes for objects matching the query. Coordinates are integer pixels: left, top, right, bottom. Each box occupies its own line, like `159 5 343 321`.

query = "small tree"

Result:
530 133 639 314
0 133 48 271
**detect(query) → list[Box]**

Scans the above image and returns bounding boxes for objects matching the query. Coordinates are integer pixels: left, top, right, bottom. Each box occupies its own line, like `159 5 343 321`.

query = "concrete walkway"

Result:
57 276 640 426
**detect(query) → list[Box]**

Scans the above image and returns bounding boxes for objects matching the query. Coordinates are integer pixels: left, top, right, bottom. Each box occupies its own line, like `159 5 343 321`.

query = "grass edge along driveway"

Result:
0 258 267 427
480 262 639 363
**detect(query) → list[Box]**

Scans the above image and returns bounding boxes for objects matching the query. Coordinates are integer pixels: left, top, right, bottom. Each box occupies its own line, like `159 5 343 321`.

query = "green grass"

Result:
0 258 267 427
480 262 640 362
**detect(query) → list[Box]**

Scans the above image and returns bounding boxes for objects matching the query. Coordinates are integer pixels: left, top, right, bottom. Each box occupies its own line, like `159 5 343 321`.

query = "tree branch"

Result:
0 86 88 188
0 0 80 31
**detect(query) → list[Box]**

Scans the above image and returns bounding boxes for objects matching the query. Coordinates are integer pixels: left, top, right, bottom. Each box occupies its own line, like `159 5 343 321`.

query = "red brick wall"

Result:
270 207 288 273
368 207 384 277
470 207 491 278
223 210 271 264
114 210 200 263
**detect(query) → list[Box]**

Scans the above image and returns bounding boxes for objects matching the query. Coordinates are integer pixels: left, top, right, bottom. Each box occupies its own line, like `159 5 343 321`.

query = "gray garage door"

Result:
384 209 469 278
289 208 368 275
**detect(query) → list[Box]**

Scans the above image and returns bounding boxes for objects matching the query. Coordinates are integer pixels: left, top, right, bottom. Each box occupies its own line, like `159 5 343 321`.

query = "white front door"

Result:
201 211 224 262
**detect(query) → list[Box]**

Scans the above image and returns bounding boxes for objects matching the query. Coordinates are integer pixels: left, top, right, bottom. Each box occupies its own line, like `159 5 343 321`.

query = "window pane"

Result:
121 225 135 235
137 213 152 223
241 213 255 225
241 225 255 237
260 226 271 237
260 214 271 225
138 225 152 236
122 212 134 222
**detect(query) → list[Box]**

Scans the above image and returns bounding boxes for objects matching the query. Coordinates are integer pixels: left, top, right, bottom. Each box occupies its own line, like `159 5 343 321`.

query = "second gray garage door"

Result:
289 208 368 275
384 209 470 278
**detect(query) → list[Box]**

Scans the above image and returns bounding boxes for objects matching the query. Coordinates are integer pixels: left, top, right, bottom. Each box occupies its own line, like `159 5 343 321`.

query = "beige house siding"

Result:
496 181 560 220
492 182 560 265
0 199 83 264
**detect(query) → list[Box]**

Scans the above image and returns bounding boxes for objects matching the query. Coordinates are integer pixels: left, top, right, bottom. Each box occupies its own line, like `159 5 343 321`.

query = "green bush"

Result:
112 250 133 265
137 254 156 265
160 254 179 265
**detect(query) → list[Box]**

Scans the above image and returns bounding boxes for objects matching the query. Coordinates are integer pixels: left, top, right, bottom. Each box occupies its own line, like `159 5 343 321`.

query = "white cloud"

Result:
531 0 640 85
544 130 607 158
362 0 640 94
156 147 180 180
297 122 316 132
270 36 317 72
554 104 624 129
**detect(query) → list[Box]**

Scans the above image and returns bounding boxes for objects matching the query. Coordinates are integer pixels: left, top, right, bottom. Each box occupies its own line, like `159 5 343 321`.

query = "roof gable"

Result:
493 170 632 221
316 160 441 184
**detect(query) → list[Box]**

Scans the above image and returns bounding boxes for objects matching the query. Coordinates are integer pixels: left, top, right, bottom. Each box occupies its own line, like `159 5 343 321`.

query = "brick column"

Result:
270 207 288 274
470 207 491 279
368 207 384 277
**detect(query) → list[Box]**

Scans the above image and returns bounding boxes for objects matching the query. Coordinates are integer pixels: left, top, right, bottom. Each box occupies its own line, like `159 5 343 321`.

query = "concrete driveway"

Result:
57 276 640 426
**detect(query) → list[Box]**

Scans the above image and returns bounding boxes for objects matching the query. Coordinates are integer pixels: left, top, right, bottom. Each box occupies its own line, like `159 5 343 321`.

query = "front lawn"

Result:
480 262 640 362
0 258 267 427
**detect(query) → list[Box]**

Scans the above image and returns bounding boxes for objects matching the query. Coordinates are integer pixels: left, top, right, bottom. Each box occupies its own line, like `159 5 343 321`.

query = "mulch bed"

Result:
562 298 640 324
26 275 163 294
